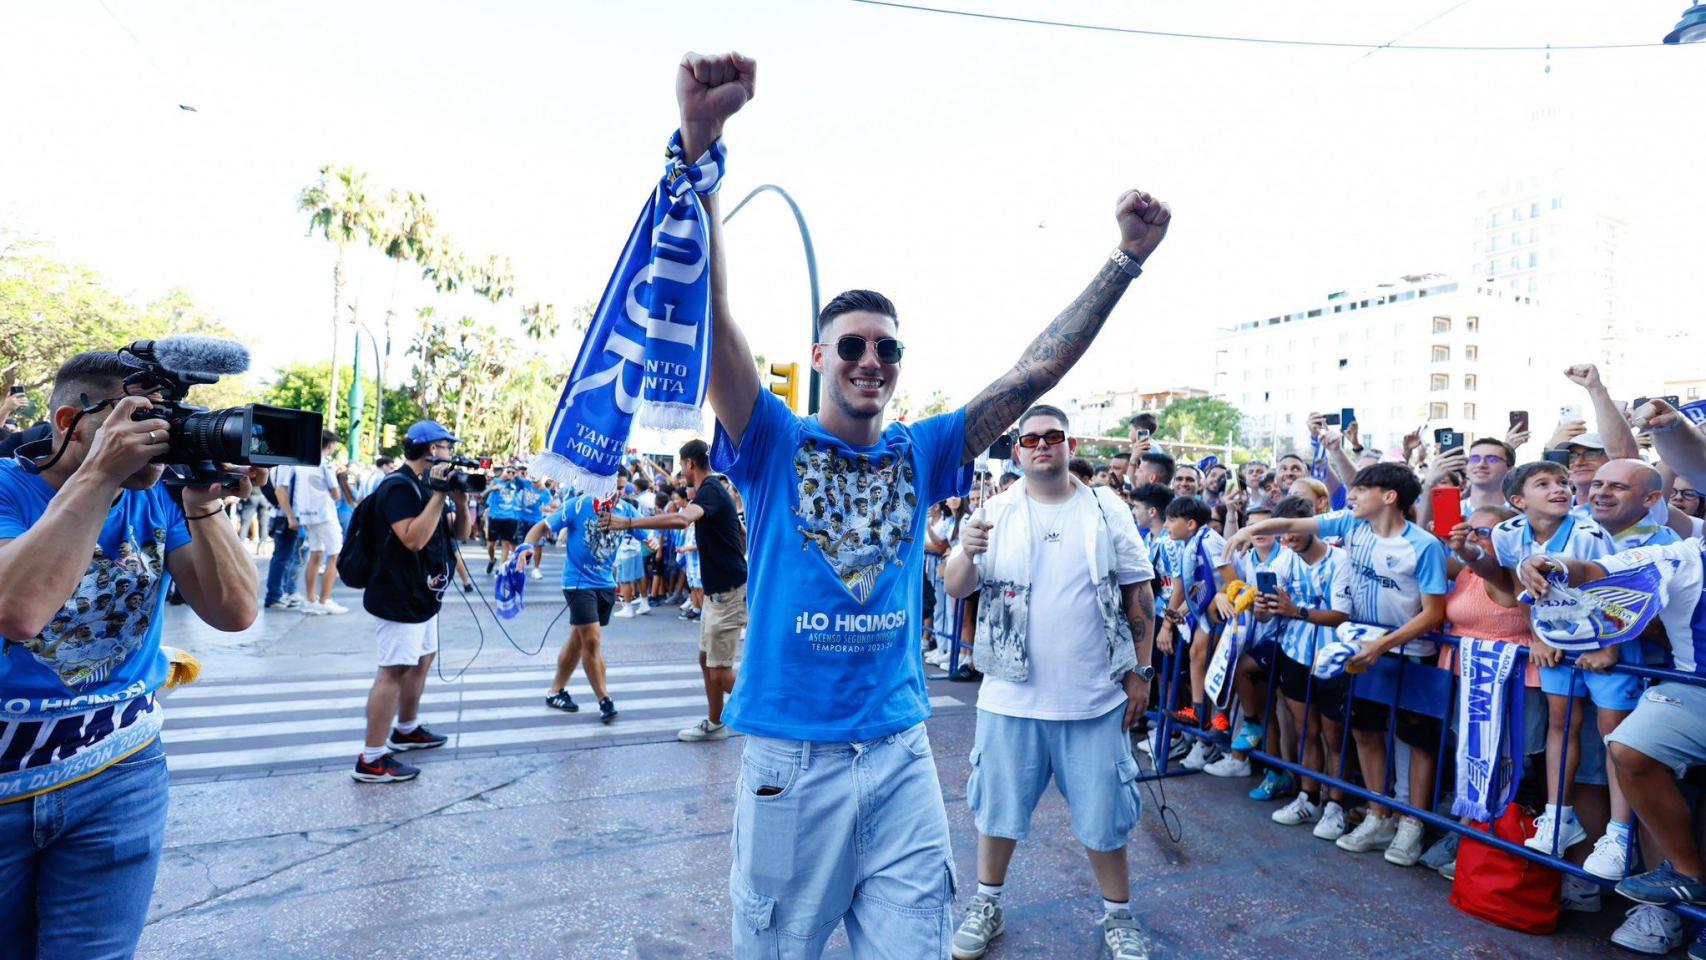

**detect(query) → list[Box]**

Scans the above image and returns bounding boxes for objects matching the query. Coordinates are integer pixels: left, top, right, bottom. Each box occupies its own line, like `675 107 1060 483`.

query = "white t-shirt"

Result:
977 491 1149 721
287 463 338 525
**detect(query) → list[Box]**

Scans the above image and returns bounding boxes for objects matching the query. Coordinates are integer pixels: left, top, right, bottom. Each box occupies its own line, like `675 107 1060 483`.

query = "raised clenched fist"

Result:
1115 190 1171 264
677 52 757 133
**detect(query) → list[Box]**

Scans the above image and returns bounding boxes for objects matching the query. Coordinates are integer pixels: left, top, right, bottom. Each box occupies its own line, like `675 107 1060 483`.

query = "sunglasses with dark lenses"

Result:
824 335 904 364
1016 429 1068 449
1470 526 1494 538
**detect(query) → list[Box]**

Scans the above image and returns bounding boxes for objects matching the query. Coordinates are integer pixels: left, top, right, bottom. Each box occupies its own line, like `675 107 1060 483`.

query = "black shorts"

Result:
564 588 616 627
1276 651 1320 704
487 519 517 543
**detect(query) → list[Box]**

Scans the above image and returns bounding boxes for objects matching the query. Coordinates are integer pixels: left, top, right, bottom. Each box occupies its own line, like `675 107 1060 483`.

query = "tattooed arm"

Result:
961 190 1171 462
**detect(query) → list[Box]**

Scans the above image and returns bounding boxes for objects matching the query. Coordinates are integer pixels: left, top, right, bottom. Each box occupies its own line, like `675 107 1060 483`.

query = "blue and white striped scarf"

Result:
1453 637 1524 822
532 133 727 496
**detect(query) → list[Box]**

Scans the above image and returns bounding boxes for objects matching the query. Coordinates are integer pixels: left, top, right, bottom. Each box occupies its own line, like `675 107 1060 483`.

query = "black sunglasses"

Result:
822 335 904 364
1016 429 1068 449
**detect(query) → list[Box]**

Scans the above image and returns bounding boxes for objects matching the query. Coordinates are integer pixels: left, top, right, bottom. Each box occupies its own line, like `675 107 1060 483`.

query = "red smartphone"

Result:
1431 486 1464 539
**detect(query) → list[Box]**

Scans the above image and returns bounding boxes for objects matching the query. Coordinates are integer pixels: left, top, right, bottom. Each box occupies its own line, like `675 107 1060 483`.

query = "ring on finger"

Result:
149 430 161 443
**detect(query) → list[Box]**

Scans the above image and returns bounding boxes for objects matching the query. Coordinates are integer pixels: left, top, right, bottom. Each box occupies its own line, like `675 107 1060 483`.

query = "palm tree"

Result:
297 165 377 429
367 189 438 456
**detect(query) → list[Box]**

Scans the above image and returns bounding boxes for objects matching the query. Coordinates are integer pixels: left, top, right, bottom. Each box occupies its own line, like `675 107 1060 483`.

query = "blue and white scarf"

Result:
532 133 727 496
1313 621 1387 680
495 547 530 620
1520 563 1663 651
1453 638 1524 822
1310 436 1348 510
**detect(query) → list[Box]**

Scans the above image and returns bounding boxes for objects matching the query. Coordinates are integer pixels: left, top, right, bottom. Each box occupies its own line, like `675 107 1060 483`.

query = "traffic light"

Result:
382 423 397 449
769 362 799 412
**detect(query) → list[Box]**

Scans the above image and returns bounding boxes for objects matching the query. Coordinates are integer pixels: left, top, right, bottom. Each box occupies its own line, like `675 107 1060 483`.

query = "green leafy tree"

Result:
298 165 379 430
1151 396 1246 446
262 362 424 457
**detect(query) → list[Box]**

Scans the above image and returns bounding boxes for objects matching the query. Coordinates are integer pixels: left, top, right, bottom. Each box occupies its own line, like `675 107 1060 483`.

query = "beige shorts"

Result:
700 582 747 668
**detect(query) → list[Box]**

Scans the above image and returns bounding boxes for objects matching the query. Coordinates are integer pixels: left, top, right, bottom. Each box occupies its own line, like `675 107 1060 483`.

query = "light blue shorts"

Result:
967 704 1142 853
1538 645 1646 712
1607 682 1706 778
730 723 955 960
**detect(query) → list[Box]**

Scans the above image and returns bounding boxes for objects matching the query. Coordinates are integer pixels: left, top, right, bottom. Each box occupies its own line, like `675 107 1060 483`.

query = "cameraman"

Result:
353 421 472 784
0 350 259 956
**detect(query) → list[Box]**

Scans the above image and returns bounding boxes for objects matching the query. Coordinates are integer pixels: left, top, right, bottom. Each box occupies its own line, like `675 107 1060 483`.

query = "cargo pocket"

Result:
730 874 779 949
964 746 984 816
1116 754 1143 829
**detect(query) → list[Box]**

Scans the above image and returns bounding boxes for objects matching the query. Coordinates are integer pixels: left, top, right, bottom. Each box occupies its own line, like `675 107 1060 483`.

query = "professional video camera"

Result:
115 336 324 487
425 455 489 494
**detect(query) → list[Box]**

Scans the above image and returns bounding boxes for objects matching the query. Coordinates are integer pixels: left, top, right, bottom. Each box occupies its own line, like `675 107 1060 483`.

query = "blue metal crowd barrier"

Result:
1137 627 1706 925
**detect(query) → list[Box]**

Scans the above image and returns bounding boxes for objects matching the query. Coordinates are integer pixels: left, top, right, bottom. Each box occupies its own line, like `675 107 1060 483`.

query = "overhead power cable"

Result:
848 0 1678 52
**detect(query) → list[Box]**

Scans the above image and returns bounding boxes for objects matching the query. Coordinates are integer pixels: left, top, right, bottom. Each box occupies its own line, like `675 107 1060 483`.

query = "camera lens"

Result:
178 408 250 463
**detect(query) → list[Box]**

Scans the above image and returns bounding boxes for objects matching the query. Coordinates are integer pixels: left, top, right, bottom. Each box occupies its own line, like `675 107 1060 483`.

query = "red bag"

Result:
1450 806 1562 934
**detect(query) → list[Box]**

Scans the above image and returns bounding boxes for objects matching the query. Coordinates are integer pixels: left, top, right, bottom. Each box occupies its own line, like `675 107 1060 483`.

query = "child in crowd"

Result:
1229 463 1448 864
1157 497 1235 770
1250 496 1353 824
1458 460 1631 862
1206 505 1283 781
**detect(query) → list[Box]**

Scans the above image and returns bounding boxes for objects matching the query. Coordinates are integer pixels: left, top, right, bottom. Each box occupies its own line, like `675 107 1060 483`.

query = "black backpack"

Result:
337 473 413 589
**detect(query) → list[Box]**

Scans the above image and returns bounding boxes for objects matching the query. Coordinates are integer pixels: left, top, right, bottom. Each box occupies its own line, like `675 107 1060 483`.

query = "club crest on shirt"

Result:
7 524 167 691
792 439 917 603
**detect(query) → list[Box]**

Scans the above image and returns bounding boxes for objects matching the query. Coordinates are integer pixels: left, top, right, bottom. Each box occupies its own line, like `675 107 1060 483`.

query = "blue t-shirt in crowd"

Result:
512 478 545 524
1315 508 1449 654
485 483 519 522
713 389 971 741
547 495 645 591
0 460 191 713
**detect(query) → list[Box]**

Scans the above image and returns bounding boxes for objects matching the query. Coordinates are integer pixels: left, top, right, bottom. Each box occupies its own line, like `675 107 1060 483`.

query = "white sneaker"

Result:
633 599 652 616
1583 829 1634 880
529 568 543 581
1384 816 1426 866
1526 810 1589 855
1203 754 1252 778
300 602 329 616
1336 812 1398 853
1610 904 1685 955
678 719 729 742
1179 740 1215 771
1313 801 1348 840
320 599 349 615
1273 793 1320 826
612 602 636 619
950 893 1004 960
283 594 304 609
1561 873 1602 913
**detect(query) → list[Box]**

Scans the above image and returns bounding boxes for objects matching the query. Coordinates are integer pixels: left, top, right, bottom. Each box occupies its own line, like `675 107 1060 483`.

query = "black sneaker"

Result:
352 752 420 783
546 690 579 713
462 581 474 593
599 698 618 724
386 725 448 752
485 559 495 575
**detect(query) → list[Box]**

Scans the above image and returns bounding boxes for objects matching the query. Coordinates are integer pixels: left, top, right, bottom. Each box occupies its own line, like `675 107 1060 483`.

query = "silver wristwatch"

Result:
1109 248 1143 279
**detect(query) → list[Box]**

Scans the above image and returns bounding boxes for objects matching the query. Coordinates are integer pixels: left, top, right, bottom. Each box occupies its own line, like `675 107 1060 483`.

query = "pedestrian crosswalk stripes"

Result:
159 662 969 777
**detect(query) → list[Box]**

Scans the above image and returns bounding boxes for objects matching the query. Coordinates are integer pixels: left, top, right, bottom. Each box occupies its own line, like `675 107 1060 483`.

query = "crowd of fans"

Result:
924 363 1706 957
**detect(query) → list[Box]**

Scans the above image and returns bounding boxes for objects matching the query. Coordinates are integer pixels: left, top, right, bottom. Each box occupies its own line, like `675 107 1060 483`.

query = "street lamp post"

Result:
723 184 822 414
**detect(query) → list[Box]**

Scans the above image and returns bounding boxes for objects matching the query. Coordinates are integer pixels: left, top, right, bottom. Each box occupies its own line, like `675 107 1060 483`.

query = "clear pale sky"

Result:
2 0 1702 410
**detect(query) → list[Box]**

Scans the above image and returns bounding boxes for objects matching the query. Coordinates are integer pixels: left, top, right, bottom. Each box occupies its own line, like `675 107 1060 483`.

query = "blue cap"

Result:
405 420 459 445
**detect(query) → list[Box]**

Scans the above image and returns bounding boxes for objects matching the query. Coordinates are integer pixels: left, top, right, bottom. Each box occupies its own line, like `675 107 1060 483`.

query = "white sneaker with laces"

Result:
1525 810 1588 855
613 602 636 619
1336 812 1398 853
1583 830 1634 880
1179 741 1214 771
1384 816 1426 866
529 568 543 581
1100 909 1148 960
1610 904 1685 955
283 594 304 609
950 893 1004 960
1313 801 1348 840
634 599 652 615
677 719 729 742
1273 793 1319 826
320 599 349 615
1202 754 1251 778
300 602 329 616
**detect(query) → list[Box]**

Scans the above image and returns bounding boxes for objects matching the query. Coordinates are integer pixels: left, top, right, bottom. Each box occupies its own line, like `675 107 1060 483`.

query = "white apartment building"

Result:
1210 274 1588 457
1062 386 1209 439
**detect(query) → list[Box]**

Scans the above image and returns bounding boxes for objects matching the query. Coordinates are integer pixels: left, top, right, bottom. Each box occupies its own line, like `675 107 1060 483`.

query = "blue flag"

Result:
1522 563 1664 651
494 560 528 621
532 133 727 496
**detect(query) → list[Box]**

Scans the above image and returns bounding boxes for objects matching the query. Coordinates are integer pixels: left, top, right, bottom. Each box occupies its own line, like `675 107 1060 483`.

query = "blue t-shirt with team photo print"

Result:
713 389 971 742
